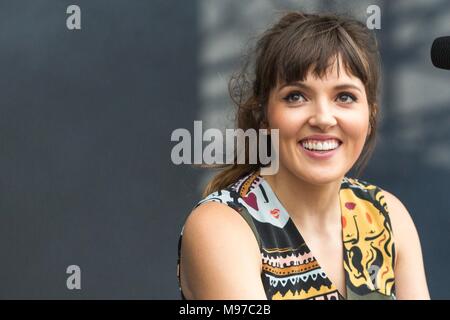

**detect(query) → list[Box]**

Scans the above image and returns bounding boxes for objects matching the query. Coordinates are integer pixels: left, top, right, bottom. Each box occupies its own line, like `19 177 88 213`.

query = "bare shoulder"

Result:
182 201 259 249
382 190 414 235
381 189 416 260
183 201 252 238
381 189 430 299
179 201 266 300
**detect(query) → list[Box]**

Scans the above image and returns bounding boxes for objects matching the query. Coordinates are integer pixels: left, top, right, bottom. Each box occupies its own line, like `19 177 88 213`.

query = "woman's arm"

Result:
179 201 267 299
383 190 430 300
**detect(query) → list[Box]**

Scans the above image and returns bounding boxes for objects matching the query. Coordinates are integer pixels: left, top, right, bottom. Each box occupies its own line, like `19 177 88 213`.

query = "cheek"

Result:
268 107 306 139
339 110 369 150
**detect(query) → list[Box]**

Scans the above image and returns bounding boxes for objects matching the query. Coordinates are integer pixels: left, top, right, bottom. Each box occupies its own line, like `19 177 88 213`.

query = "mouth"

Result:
298 138 343 159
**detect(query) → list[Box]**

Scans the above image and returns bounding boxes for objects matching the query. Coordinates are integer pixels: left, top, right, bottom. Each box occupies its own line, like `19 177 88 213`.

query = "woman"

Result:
176 11 430 300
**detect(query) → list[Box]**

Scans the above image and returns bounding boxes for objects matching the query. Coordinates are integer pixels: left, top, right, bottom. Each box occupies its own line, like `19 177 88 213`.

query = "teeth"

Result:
301 139 340 151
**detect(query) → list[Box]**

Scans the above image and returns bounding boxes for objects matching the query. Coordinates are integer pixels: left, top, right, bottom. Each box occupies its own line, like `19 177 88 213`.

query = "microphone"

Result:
431 36 450 70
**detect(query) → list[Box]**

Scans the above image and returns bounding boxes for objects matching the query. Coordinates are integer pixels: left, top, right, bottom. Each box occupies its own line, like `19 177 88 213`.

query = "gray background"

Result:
0 0 449 299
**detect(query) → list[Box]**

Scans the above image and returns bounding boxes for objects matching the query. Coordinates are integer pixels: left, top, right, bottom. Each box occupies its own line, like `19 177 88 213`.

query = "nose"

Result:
307 100 337 131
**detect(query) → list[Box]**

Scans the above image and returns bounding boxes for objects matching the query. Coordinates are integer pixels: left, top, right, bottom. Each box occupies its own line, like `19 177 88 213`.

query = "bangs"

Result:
271 20 370 89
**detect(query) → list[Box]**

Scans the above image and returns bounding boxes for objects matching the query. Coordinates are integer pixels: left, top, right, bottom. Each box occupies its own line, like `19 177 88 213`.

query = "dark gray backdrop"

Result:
0 0 448 299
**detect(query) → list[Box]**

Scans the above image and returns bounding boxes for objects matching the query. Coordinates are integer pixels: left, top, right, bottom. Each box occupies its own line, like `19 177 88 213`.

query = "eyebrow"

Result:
279 82 363 93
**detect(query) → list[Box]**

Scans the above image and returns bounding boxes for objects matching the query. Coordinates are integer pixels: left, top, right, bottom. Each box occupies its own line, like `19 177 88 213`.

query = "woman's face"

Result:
266 58 370 185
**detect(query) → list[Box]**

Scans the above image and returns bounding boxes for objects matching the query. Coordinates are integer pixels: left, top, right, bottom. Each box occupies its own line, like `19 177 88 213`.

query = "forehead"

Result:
277 56 365 90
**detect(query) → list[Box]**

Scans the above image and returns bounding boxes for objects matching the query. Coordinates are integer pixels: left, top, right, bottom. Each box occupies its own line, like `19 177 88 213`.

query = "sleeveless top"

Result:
176 170 396 300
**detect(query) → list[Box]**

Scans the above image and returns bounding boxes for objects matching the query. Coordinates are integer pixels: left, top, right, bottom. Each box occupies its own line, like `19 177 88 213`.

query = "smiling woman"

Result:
177 11 430 300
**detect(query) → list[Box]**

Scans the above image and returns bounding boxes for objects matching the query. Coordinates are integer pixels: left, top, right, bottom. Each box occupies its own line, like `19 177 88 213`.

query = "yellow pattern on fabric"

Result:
340 187 395 296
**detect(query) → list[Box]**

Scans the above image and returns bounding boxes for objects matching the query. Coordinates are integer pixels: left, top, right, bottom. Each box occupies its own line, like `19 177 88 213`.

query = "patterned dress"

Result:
177 170 396 300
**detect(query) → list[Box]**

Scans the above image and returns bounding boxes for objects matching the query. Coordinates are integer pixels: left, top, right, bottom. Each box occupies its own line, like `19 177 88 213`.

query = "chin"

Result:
292 166 345 186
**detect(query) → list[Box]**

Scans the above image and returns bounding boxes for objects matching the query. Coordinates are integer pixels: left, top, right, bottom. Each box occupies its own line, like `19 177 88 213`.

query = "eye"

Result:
337 92 357 104
283 91 307 104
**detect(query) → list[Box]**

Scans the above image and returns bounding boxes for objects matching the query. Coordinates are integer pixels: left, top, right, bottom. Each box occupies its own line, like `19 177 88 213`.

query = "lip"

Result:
299 143 341 159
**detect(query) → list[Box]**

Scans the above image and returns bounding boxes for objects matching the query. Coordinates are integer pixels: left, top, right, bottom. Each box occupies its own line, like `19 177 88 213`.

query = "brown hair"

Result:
202 11 381 197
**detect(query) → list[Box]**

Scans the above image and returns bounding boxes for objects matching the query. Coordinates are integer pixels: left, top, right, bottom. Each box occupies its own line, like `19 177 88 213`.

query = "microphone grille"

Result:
431 36 450 70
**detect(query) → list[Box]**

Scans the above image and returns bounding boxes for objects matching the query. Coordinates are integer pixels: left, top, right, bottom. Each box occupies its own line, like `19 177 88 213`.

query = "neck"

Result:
262 167 343 231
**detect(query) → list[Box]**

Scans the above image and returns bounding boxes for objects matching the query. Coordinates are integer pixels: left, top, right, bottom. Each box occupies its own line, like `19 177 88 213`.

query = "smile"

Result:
298 138 342 159
301 139 341 151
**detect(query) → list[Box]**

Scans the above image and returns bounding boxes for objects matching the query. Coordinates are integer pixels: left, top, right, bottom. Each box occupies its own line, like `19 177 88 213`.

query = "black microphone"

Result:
431 36 450 70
